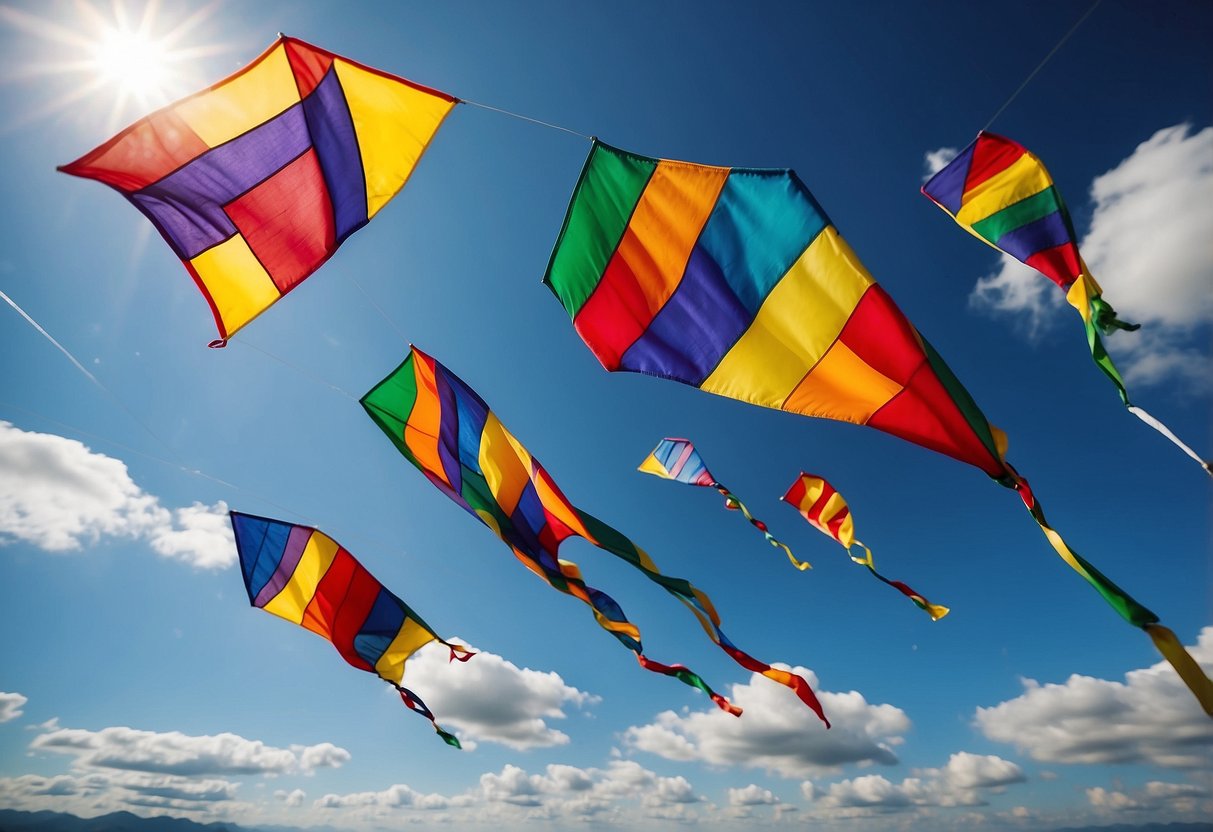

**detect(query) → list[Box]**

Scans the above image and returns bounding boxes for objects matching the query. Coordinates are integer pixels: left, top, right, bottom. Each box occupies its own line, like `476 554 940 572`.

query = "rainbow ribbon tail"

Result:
717 486 808 570
394 685 462 749
1007 470 1213 717
637 654 741 716
714 635 829 728
849 543 948 621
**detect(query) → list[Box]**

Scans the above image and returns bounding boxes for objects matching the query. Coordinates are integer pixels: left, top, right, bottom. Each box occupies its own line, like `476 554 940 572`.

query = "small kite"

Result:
782 473 948 620
543 140 1213 714
59 36 455 346
230 511 473 747
362 346 829 726
921 131 1209 476
638 437 806 570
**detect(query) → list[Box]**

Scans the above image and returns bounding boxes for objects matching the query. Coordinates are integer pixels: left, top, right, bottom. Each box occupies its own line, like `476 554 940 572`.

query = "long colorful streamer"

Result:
361 346 829 726
782 474 948 620
230 511 472 747
639 437 806 570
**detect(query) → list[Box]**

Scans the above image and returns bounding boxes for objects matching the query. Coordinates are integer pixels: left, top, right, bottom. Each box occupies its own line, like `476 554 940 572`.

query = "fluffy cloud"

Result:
966 124 1213 386
806 752 1026 815
274 788 306 807
975 627 1213 768
923 146 960 180
0 691 27 723
404 639 598 750
0 422 234 568
1088 780 1211 816
30 724 349 776
0 770 243 818
729 784 777 806
622 666 909 778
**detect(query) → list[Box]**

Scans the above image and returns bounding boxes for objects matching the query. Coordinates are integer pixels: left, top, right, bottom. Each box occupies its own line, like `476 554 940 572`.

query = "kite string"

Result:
459 97 593 141
344 273 410 348
228 335 361 402
982 0 1104 131
1 287 190 470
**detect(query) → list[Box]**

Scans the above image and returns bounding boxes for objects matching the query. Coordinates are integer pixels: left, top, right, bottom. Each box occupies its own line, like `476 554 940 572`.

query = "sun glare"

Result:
92 26 169 98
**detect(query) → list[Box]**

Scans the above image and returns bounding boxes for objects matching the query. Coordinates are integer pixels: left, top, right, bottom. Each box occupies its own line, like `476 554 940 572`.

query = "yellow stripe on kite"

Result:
956 153 1053 226
176 44 300 148
374 618 439 685
334 59 456 219
703 225 873 408
478 412 532 517
189 235 281 338
262 530 340 625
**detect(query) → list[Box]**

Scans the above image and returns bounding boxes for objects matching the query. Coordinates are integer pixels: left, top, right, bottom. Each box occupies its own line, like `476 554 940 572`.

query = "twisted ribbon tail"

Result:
1068 276 1208 475
441 641 476 663
636 654 742 716
714 637 829 728
394 685 462 749
849 542 949 621
1007 468 1213 716
716 484 809 570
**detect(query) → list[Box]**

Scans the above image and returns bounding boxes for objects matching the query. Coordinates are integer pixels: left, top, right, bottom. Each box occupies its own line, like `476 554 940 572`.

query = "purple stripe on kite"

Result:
434 369 463 497
513 480 548 540
131 104 312 259
453 389 488 476
996 210 1072 263
302 68 368 243
253 524 314 608
922 140 976 215
620 244 749 385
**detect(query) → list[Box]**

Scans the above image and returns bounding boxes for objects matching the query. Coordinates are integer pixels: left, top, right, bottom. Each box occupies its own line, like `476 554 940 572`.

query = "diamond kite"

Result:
921 131 1208 475
782 473 948 620
231 511 472 747
362 346 829 726
60 36 455 346
543 139 1212 715
639 437 805 570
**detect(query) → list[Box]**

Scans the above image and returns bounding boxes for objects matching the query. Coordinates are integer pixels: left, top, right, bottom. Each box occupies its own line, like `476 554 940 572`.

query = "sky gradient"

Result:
1 1 1210 829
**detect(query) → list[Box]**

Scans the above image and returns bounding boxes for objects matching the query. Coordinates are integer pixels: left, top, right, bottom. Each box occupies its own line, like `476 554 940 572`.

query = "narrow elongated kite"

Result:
362 346 829 726
543 140 1212 714
782 474 948 620
922 131 1208 475
230 511 472 747
639 437 806 569
60 36 455 346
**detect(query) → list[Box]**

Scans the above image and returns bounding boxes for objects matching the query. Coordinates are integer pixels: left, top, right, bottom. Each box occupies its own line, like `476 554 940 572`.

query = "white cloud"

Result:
923 146 960 180
622 666 909 778
1088 781 1211 816
30 724 348 776
729 784 777 806
965 123 1213 387
975 626 1213 768
404 639 598 750
0 422 234 568
807 752 1025 815
274 788 305 807
0 691 27 723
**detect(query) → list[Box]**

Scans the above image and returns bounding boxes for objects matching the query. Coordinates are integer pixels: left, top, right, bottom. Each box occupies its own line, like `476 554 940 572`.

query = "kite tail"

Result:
849 542 949 621
1067 276 1209 476
713 632 830 728
393 685 462 749
715 484 809 570
440 640 476 663
636 654 741 716
1006 468 1213 716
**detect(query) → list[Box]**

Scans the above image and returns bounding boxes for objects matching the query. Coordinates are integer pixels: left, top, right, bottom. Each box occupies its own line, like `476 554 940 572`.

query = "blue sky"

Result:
0 0 1210 829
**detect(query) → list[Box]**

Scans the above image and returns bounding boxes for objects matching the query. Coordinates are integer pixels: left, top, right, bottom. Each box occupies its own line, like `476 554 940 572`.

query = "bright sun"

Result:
91 26 170 98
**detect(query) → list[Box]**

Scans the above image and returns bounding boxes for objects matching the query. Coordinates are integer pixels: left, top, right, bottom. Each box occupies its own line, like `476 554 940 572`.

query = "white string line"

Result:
1 287 189 468
983 0 1104 131
460 97 593 141
228 335 361 401
344 272 410 348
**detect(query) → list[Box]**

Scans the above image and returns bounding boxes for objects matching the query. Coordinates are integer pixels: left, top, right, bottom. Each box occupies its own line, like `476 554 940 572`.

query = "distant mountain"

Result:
1050 824 1213 832
0 809 353 832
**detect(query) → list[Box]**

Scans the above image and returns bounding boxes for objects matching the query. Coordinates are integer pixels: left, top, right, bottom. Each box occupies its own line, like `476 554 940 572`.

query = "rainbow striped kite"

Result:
60 36 455 346
362 346 829 726
782 474 948 620
544 140 1213 714
231 511 472 747
639 437 805 569
922 131 1208 475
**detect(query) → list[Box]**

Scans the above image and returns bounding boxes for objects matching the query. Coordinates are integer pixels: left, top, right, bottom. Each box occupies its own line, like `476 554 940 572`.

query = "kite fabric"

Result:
782 474 948 620
59 36 455 347
362 346 829 726
543 139 1213 715
921 131 1209 476
638 437 807 570
230 511 473 747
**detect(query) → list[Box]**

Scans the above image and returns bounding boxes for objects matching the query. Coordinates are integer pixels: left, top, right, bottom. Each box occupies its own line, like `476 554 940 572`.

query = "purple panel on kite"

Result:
253 523 315 608
922 140 976 214
130 104 312 259
620 245 750 384
995 210 1071 262
302 68 368 243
